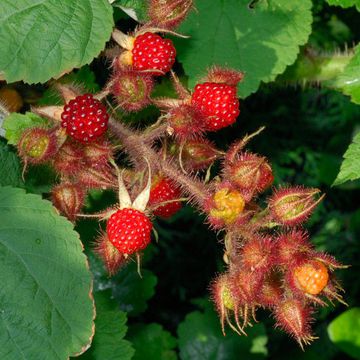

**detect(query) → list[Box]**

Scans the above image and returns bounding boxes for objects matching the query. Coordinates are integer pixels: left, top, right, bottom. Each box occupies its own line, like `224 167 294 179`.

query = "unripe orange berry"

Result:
294 261 329 295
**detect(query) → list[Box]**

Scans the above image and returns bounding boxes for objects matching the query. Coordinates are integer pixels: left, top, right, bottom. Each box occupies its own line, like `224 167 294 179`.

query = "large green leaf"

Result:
80 291 134 360
0 187 94 359
177 300 268 360
3 112 50 145
333 131 360 186
174 0 313 98
326 0 360 10
0 0 113 84
0 142 23 187
332 44 360 104
128 323 177 360
328 308 360 360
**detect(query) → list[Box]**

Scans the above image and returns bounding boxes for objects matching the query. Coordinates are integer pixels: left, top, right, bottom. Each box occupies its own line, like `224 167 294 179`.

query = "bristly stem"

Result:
109 117 209 207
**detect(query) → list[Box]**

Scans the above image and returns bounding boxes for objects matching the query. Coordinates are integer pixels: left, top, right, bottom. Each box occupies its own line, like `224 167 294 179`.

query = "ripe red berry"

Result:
131 32 176 75
106 208 152 255
149 177 182 218
61 94 109 143
191 82 240 131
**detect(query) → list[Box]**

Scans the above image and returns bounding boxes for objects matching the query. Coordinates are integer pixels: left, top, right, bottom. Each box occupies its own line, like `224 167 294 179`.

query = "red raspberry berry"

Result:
149 177 182 218
106 208 152 255
61 94 109 143
191 82 240 131
131 32 176 75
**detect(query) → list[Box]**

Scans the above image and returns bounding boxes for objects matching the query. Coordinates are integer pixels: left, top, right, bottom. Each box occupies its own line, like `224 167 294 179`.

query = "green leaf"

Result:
328 308 360 360
332 44 360 104
128 323 177 360
0 0 114 84
174 0 313 98
112 263 157 316
177 300 268 360
90 255 157 316
3 112 49 145
0 187 94 359
326 0 360 10
79 291 134 360
333 131 360 186
112 0 148 22
0 142 23 187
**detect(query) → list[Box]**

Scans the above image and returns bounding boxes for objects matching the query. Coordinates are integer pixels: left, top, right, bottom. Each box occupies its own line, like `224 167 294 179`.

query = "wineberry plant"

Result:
0 0 359 359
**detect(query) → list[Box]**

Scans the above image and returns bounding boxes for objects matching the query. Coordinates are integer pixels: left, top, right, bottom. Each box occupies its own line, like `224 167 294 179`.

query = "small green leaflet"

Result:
111 0 148 22
332 44 360 105
333 131 360 186
79 291 134 360
128 323 177 360
3 112 50 145
177 300 268 360
326 0 360 10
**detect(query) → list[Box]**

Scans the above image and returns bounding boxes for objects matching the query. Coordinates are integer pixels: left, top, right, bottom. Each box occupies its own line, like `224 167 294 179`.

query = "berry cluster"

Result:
206 134 345 347
11 0 346 348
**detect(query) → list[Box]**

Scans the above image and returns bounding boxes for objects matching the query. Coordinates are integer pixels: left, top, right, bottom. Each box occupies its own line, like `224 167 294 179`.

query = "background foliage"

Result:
0 0 359 359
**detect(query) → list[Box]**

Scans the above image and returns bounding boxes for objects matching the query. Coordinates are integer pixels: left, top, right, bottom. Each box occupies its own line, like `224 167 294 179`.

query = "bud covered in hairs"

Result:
230 266 264 304
274 298 315 348
274 230 313 267
239 234 275 273
224 152 274 201
257 271 283 308
171 138 221 171
18 127 58 164
110 69 154 112
210 273 240 335
94 232 127 276
211 273 237 314
51 182 85 220
269 187 324 226
167 104 205 141
77 165 117 190
52 140 86 177
148 0 193 29
83 140 114 169
204 66 244 87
